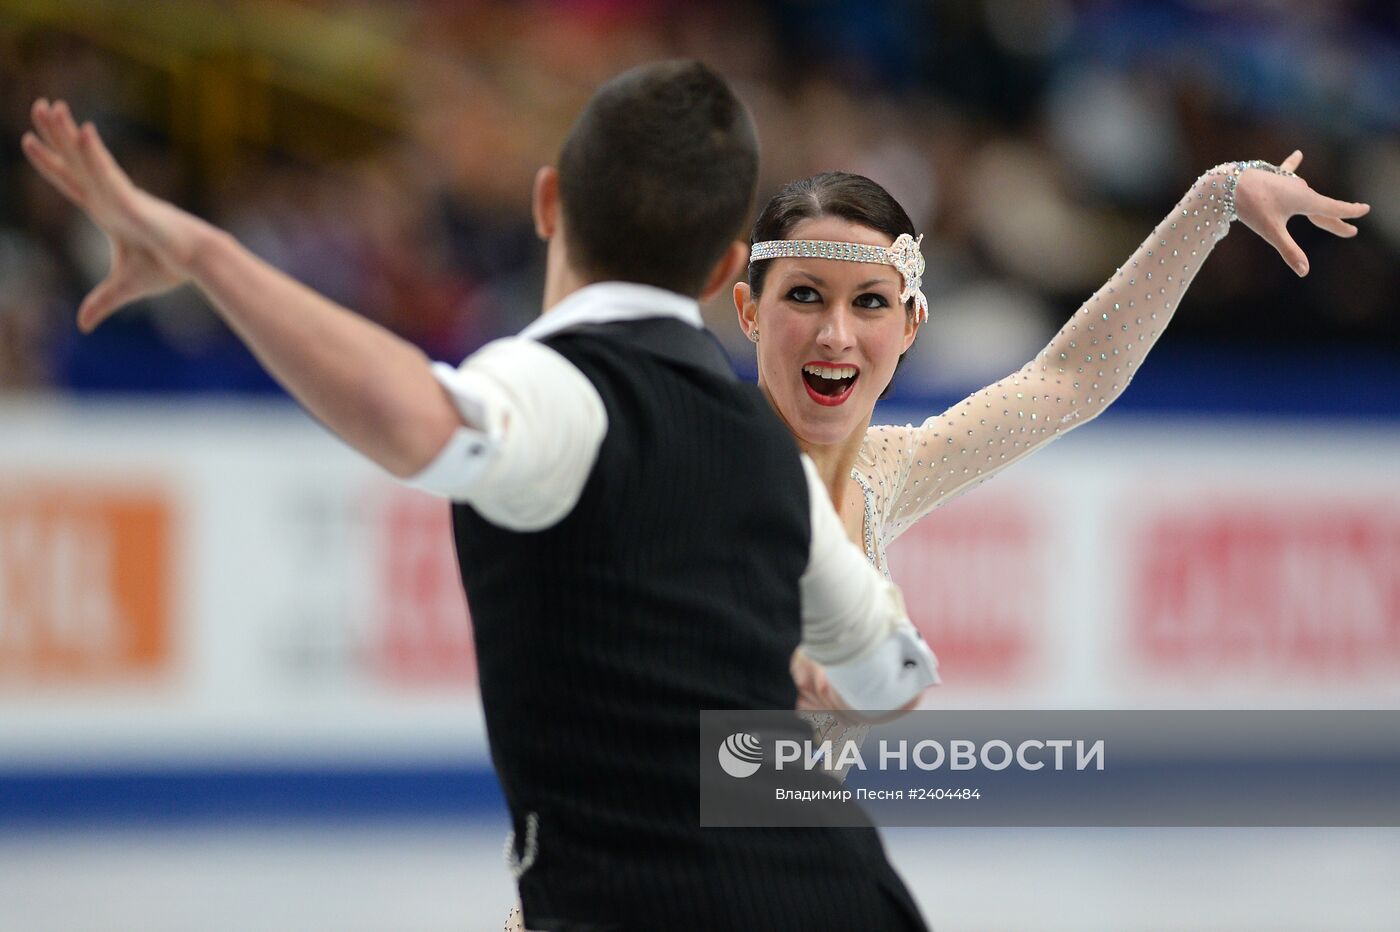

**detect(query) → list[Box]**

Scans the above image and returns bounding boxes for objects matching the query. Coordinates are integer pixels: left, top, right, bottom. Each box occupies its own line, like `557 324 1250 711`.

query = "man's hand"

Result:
791 647 927 725
792 647 835 712
21 98 213 332
1233 150 1370 278
21 97 462 479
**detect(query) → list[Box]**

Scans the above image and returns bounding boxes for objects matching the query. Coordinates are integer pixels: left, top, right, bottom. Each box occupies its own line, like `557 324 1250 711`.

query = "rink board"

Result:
1 399 1398 817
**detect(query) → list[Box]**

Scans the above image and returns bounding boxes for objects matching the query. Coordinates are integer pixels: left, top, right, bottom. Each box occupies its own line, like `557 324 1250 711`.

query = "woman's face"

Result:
737 216 919 447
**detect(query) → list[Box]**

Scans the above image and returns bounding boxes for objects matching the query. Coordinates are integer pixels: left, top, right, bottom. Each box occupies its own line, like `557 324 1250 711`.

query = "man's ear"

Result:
698 239 749 304
532 165 560 240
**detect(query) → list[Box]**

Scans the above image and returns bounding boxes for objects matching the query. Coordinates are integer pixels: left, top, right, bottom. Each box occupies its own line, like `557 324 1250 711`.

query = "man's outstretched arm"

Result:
22 98 460 477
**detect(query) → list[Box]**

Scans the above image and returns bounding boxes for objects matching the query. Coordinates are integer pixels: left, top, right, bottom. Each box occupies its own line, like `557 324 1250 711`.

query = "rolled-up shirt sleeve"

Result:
404 337 607 531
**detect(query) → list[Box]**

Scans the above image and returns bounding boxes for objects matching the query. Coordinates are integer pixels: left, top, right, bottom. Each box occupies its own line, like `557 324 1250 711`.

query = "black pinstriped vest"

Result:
451 318 926 932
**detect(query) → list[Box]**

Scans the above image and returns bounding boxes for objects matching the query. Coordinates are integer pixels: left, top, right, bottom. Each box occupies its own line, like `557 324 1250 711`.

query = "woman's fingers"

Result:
1315 195 1370 219
1261 157 1369 245
1295 188 1370 219
1308 214 1359 238
1266 220 1309 276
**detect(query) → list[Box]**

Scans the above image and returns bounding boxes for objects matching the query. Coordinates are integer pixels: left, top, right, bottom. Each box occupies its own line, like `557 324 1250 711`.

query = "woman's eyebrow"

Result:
788 271 898 290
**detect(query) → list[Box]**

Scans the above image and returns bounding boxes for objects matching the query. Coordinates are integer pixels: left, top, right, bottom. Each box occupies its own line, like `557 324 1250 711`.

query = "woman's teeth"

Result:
802 364 858 380
801 363 858 400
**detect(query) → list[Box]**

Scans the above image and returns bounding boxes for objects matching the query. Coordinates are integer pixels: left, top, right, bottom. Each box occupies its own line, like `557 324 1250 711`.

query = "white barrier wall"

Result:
882 413 1400 710
0 399 485 767
2 399 1398 768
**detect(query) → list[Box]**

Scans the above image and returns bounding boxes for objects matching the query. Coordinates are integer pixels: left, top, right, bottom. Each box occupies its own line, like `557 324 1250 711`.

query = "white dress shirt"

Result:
406 281 937 709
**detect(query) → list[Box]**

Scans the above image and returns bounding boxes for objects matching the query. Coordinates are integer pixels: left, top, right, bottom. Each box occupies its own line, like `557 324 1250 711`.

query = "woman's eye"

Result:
785 286 820 304
854 293 890 309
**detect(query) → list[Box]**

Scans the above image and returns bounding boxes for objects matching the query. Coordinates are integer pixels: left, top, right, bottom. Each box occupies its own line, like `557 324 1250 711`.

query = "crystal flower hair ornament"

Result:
886 233 927 322
749 232 930 323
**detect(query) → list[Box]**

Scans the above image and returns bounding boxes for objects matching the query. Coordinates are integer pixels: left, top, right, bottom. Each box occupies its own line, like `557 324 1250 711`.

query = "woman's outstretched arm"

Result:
866 153 1369 542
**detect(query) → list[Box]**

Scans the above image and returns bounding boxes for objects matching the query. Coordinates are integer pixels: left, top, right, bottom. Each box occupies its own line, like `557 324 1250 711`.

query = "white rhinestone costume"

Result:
802 161 1284 777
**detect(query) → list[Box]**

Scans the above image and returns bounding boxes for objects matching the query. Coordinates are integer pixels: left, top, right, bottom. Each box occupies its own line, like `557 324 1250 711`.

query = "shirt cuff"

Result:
401 361 508 499
405 422 499 498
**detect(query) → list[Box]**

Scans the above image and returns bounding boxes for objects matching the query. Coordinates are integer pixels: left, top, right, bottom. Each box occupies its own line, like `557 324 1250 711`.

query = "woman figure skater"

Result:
742 155 1366 736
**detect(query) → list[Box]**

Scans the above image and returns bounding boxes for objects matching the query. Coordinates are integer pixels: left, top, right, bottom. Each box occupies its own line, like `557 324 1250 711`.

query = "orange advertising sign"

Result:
0 484 172 683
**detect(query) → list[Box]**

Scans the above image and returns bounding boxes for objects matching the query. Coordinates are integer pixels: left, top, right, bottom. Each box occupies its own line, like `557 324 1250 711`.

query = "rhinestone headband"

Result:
749 233 929 323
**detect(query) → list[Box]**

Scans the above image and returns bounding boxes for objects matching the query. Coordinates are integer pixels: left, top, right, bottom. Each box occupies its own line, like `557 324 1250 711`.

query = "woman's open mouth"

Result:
801 362 859 406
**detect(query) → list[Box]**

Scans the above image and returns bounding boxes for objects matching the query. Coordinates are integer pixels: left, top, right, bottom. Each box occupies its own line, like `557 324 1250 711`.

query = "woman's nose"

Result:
816 308 855 353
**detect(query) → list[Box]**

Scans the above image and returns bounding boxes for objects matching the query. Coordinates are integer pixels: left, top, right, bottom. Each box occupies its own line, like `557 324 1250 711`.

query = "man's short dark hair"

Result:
557 61 759 297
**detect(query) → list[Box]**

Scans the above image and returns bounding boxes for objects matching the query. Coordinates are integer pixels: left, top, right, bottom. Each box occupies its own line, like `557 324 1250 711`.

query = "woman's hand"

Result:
1233 150 1370 277
21 98 215 332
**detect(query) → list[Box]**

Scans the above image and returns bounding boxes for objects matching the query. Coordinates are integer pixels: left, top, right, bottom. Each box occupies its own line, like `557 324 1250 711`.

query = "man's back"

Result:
453 317 924 930
455 315 807 820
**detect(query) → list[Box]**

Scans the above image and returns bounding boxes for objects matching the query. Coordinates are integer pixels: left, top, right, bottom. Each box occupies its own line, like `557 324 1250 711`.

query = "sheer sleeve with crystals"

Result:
863 164 1255 545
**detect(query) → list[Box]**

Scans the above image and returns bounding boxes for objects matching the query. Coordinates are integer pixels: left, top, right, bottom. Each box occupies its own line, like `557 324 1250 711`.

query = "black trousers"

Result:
519 825 929 932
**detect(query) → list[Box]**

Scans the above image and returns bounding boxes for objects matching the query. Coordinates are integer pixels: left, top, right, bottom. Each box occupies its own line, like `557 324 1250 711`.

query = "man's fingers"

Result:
32 98 77 158
1308 214 1359 238
21 132 86 206
77 275 134 333
33 100 92 191
1280 149 1303 172
77 120 133 191
30 98 65 154
49 100 86 157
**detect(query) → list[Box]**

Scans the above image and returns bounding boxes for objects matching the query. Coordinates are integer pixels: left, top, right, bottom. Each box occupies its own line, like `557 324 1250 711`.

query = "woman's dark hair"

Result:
748 171 915 303
558 60 758 297
748 171 918 397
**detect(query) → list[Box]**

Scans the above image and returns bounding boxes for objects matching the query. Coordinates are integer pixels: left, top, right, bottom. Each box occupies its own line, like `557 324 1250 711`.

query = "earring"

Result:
749 328 759 343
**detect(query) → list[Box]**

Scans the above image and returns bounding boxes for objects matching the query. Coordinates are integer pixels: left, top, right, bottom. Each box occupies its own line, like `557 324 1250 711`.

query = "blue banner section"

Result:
0 765 508 828
727 345 1400 420
66 341 1400 419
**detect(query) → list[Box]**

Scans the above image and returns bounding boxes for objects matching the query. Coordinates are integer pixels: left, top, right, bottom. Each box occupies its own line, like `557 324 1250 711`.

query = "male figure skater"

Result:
23 62 935 930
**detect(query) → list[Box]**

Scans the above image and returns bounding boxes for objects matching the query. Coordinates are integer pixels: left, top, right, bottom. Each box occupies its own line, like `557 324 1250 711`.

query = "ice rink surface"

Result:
3 820 1398 931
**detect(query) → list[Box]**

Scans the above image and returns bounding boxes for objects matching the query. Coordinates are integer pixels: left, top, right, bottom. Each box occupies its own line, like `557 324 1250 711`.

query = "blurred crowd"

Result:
1 0 1397 397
